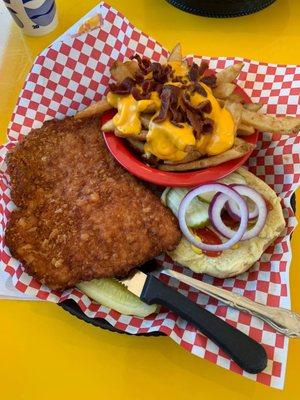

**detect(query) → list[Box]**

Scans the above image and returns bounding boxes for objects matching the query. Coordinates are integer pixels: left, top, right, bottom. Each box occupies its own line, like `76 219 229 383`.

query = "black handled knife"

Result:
121 268 267 374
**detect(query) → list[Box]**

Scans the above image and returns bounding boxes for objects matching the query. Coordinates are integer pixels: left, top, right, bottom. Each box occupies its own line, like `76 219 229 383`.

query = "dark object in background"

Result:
166 0 277 18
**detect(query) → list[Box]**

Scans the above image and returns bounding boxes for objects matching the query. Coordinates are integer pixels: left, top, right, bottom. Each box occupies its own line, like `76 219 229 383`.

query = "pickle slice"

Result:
77 278 157 317
165 188 209 228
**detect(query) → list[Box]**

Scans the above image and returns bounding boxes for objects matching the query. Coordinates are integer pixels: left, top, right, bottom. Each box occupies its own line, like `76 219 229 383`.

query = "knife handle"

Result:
141 275 267 374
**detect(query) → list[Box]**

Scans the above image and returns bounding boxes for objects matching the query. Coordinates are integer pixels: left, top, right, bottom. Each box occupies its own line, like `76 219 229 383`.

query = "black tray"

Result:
59 194 296 336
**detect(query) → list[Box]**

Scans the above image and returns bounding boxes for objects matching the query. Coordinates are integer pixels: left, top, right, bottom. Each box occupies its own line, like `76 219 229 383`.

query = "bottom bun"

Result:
168 167 286 278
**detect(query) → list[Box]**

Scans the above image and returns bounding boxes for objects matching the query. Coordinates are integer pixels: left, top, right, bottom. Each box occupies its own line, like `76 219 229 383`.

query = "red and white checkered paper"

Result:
1 2 300 389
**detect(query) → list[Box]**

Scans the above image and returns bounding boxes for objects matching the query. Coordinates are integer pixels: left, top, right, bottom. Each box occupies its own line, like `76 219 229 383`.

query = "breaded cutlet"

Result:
5 116 181 290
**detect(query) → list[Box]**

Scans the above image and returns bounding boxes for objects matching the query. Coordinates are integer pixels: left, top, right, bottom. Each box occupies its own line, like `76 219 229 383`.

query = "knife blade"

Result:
121 266 267 374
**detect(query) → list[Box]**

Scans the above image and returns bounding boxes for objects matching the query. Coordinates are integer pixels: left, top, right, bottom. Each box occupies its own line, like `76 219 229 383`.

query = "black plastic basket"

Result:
166 0 277 18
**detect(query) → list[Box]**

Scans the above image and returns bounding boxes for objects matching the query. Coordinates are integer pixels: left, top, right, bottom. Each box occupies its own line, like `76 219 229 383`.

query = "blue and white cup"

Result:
3 0 58 36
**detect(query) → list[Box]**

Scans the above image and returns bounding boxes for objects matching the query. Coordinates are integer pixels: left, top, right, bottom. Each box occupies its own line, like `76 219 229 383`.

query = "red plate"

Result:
103 86 258 187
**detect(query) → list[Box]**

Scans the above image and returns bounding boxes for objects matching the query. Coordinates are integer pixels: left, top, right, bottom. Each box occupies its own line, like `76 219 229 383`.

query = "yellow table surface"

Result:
1 0 299 398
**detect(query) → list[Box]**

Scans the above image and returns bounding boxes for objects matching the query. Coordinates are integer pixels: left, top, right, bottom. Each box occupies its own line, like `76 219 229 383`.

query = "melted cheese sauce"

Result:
190 84 235 156
107 92 160 136
145 120 195 162
168 61 189 77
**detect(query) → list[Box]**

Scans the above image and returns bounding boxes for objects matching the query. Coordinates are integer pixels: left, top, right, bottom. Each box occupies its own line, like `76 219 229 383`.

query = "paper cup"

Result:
3 0 58 36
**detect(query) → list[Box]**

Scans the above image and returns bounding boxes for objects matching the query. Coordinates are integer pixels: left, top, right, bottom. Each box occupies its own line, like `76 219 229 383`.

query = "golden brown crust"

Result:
5 116 181 290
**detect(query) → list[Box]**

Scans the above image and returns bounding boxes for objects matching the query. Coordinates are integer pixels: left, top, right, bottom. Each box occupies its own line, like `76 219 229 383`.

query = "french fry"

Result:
220 89 263 114
213 83 236 99
110 60 135 82
219 96 263 113
134 130 148 141
114 129 148 141
216 98 225 107
168 43 182 63
216 62 244 85
237 123 255 136
217 94 243 107
224 101 242 131
127 138 145 154
226 92 244 103
142 152 160 167
241 109 300 134
140 113 151 129
243 103 263 112
164 150 202 165
75 98 112 119
143 103 159 113
124 60 140 75
159 138 254 171
185 145 197 153
101 119 115 132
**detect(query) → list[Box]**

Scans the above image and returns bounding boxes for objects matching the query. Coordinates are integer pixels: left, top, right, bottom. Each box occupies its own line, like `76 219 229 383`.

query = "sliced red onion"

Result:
209 192 248 239
178 183 248 252
210 187 267 241
226 184 259 221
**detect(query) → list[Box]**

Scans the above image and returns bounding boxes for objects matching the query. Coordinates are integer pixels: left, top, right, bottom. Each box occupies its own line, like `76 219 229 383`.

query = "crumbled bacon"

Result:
188 63 200 82
186 111 214 138
182 93 211 114
154 85 181 123
201 75 217 88
186 110 203 139
202 118 214 134
188 61 209 81
170 105 186 127
198 61 209 77
130 54 152 75
197 99 212 114
151 63 172 83
109 56 216 138
182 92 195 112
131 87 144 100
154 83 163 95
141 79 156 95
130 79 163 100
134 70 145 84
172 76 185 83
109 77 136 95
154 87 171 122
193 82 207 97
